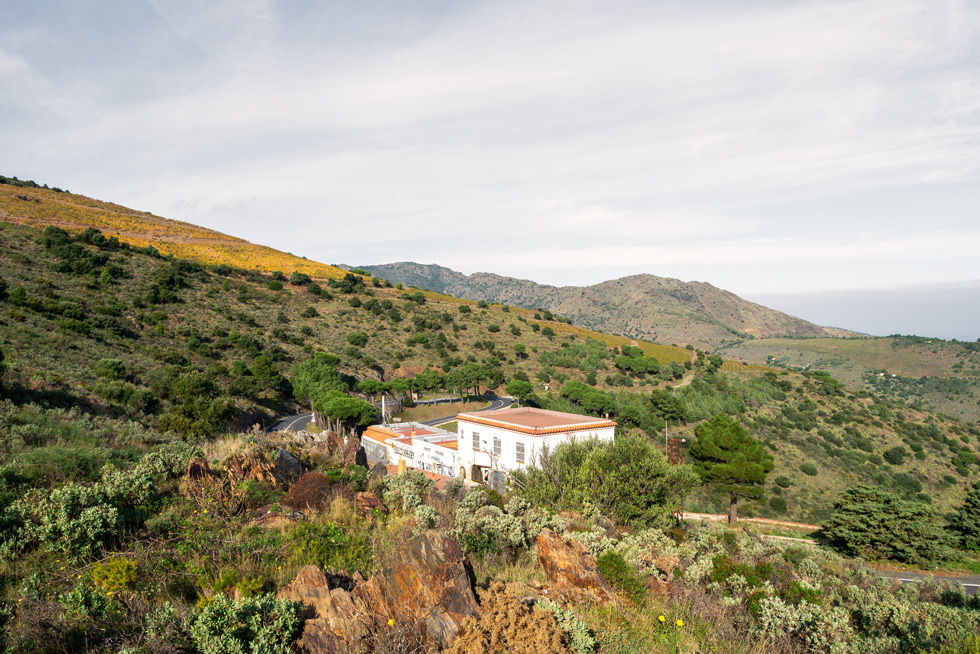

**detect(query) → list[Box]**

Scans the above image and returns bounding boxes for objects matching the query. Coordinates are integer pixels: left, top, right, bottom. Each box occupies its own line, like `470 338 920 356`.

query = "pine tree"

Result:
951 486 980 552
688 413 774 525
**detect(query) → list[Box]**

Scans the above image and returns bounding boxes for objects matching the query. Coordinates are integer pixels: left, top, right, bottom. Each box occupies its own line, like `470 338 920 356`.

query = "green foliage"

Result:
286 520 372 573
950 487 980 551
511 436 698 528
289 352 352 405
820 485 954 564
536 599 597 654
800 462 818 476
688 414 774 522
774 476 792 488
59 580 113 623
452 491 563 558
596 550 647 605
288 271 310 286
189 593 303 654
312 391 377 434
345 330 369 347
91 557 138 595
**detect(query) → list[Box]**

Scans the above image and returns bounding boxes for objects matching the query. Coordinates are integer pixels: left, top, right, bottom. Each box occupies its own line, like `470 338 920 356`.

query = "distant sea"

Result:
747 281 980 342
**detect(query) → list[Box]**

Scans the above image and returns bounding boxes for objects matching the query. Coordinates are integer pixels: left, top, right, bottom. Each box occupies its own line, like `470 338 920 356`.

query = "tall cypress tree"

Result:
688 413 774 525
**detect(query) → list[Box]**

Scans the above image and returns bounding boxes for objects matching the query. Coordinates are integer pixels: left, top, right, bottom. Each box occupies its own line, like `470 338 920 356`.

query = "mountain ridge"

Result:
359 261 857 348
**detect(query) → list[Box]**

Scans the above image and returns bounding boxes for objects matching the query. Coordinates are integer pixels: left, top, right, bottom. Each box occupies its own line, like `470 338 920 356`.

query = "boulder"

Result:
341 436 368 469
186 456 213 481
535 528 616 605
370 462 388 481
225 447 300 489
326 431 344 455
354 491 386 520
274 448 304 485
278 566 371 654
353 530 479 650
281 530 479 652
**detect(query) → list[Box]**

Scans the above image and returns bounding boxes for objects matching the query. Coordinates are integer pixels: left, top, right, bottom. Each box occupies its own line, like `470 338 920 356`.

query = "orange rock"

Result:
535 528 616 605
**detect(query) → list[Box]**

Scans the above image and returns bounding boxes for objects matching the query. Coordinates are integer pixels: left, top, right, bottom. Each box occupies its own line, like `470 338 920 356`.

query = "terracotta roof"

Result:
432 440 459 451
456 407 616 436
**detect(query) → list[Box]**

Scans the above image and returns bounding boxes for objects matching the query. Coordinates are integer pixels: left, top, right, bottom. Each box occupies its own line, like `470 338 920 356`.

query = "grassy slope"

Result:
0 186 975 526
717 336 980 422
0 184 349 280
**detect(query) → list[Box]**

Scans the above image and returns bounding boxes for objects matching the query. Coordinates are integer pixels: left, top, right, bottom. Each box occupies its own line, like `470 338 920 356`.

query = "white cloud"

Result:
2 0 979 313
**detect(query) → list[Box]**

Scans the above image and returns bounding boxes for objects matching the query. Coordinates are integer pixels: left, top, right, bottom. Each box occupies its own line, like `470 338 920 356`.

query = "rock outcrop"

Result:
279 530 479 652
225 447 303 488
535 528 616 605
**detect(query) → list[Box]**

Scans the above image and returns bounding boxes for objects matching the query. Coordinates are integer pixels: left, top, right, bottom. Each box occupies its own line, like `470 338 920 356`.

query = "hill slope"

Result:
0 182 349 280
359 262 850 348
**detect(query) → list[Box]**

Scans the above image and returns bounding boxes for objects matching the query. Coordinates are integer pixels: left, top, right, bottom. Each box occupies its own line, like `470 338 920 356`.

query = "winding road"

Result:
267 396 513 433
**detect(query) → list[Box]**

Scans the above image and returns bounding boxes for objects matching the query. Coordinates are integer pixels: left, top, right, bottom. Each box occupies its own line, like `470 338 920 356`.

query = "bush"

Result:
286 519 372 573
820 485 954 564
266 280 283 291
90 557 138 595
282 472 335 512
800 462 818 476
189 594 303 654
346 331 369 347
596 550 647 605
769 496 788 514
883 446 908 465
510 436 698 529
774 476 792 488
288 271 311 286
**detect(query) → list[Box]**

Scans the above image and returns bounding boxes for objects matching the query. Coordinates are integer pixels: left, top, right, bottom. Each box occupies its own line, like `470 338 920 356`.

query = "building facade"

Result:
455 407 616 491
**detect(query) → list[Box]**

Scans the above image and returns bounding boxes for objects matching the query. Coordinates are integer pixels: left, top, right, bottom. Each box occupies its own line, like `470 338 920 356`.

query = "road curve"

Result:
267 411 313 433
420 395 513 427
268 397 514 433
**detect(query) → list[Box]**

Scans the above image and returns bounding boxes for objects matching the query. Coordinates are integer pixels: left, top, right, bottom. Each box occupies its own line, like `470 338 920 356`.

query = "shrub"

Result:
189 594 303 654
800 462 818 476
90 557 137 595
282 472 335 512
346 331 369 347
288 271 310 286
774 476 792 488
883 446 908 465
266 280 283 291
596 550 647 605
286 520 372 573
821 485 954 564
769 497 788 514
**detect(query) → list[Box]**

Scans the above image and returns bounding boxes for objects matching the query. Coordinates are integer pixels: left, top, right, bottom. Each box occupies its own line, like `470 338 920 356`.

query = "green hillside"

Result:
2 216 980 652
717 336 980 423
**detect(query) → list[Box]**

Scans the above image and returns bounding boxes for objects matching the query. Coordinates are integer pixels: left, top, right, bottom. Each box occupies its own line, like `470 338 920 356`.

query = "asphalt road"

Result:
877 569 980 596
268 396 514 433
420 395 513 426
267 411 314 433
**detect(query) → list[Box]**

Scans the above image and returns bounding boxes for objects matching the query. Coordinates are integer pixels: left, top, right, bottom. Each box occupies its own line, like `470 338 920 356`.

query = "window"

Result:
516 442 525 463
472 431 480 450
493 436 502 458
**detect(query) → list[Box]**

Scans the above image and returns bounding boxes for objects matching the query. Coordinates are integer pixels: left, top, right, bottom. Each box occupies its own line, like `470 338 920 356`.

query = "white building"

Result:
361 422 461 478
455 407 616 492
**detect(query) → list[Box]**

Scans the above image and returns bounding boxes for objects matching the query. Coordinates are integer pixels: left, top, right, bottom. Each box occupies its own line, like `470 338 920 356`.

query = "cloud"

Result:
2 0 979 312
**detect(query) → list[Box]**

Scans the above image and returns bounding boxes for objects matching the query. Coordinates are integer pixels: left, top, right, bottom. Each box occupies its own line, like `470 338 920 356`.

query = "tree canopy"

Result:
511 435 699 528
687 413 773 525
820 485 953 565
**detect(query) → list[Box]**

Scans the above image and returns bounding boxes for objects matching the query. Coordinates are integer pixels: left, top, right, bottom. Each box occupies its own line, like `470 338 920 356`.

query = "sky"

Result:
2 0 978 340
